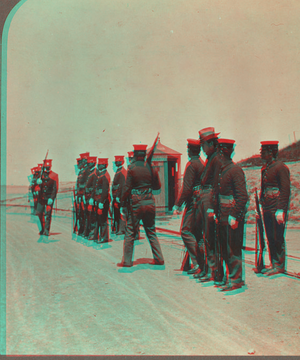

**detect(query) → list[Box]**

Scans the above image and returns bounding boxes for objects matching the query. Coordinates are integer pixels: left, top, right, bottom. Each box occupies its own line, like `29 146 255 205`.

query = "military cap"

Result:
38 163 43 169
43 159 52 168
31 167 38 174
218 138 235 148
133 144 147 151
261 140 279 148
87 156 97 164
80 152 90 160
128 151 134 158
98 158 108 165
199 127 220 143
114 155 124 162
76 157 81 164
187 139 201 146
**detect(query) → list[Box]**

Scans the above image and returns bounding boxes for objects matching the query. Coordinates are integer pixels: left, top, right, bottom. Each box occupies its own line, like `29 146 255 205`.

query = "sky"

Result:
4 0 300 185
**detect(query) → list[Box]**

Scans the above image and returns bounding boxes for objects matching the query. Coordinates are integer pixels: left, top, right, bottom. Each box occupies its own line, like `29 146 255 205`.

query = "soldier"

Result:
90 158 111 243
29 166 41 214
36 159 58 236
83 156 98 239
118 144 164 267
172 139 205 276
195 127 223 283
74 152 90 235
259 141 290 276
112 155 127 235
216 139 248 291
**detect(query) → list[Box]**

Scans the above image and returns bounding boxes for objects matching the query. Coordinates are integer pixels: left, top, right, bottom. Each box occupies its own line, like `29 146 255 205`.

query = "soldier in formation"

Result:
35 159 59 236
173 139 205 276
111 155 127 235
259 141 291 276
118 143 164 267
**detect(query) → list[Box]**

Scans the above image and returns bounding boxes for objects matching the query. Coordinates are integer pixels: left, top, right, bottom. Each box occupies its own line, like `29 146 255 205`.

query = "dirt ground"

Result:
4 206 300 356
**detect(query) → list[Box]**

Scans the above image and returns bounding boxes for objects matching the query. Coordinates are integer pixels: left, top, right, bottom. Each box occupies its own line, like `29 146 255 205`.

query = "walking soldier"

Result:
259 141 290 276
172 139 205 276
112 155 127 235
36 159 58 236
196 127 223 282
118 143 164 267
90 158 111 243
216 139 248 291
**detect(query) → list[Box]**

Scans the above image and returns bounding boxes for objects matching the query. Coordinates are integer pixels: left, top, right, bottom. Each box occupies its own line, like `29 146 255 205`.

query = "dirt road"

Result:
5 211 300 355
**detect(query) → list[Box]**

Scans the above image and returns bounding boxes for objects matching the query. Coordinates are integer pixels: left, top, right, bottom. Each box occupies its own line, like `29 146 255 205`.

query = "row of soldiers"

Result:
73 139 162 263
173 127 290 291
29 159 59 236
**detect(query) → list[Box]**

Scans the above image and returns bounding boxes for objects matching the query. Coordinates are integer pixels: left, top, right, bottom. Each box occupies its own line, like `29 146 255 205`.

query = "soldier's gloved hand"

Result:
89 198 94 206
36 178 42 185
207 208 216 220
228 215 238 229
275 210 285 224
82 196 86 204
172 205 180 215
47 198 53 205
98 202 104 209
120 207 125 217
116 197 120 203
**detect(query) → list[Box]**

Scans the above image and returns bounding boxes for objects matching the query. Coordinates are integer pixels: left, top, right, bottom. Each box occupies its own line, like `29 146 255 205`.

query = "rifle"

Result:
146 132 160 165
40 149 49 178
214 218 224 283
73 188 78 233
254 188 265 273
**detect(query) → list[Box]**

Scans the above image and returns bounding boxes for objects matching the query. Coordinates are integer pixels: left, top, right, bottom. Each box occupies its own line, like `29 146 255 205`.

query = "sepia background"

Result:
5 0 300 185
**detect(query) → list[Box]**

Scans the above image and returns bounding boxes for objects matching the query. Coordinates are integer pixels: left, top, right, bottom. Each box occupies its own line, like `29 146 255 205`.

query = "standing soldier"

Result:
172 139 205 276
196 127 222 283
74 152 90 235
90 158 111 243
36 159 58 236
259 141 290 276
216 139 248 291
83 156 98 239
112 155 127 235
29 166 41 214
118 143 164 267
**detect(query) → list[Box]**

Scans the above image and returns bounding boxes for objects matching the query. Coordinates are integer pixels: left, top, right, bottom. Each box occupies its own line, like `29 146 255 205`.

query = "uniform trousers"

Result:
219 219 244 285
263 211 286 270
123 193 164 265
112 198 125 234
199 190 216 277
180 197 204 269
36 200 53 233
92 199 109 242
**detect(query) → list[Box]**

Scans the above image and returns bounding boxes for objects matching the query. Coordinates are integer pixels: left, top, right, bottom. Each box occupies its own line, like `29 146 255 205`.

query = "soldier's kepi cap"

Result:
38 163 43 169
199 127 220 143
187 139 200 146
87 156 97 164
133 145 147 151
128 151 134 158
80 152 90 160
43 159 52 168
260 140 279 149
31 167 38 174
114 155 124 162
98 158 108 165
218 138 235 148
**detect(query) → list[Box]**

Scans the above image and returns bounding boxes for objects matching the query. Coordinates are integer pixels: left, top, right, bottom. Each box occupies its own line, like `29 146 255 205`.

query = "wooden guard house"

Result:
147 138 181 213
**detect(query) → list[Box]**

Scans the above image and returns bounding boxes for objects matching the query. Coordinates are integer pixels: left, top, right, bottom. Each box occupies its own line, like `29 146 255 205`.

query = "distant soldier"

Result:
118 144 164 267
74 152 90 235
259 141 290 276
36 159 58 236
172 139 205 276
216 139 248 291
112 155 127 235
29 166 41 214
83 156 98 239
196 127 222 283
90 158 111 243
